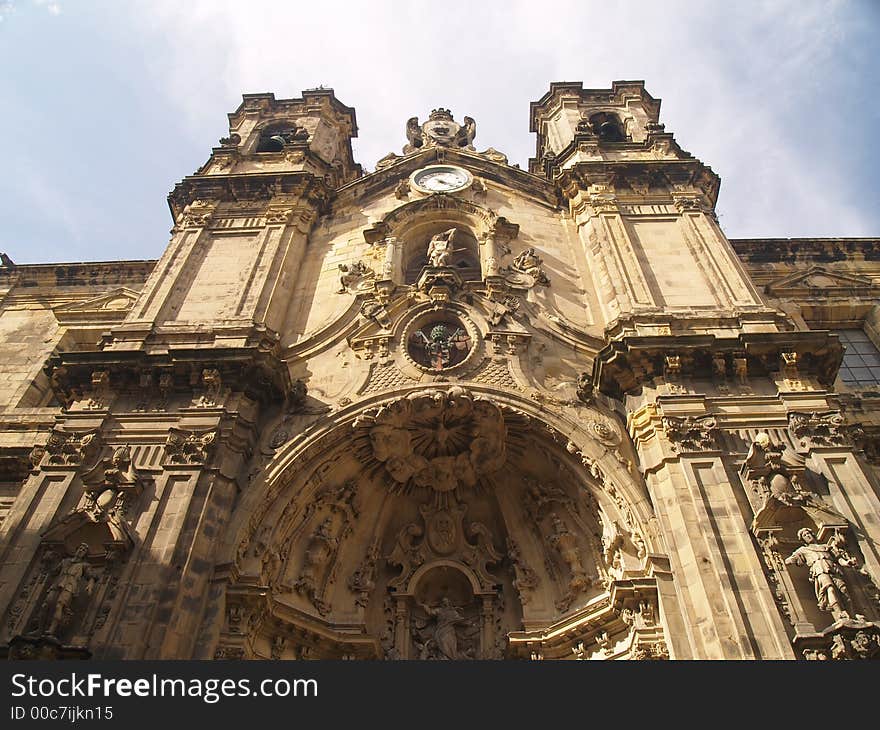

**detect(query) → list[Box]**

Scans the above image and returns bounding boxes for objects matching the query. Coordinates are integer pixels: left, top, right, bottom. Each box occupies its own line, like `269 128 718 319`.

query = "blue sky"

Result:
1 0 878 263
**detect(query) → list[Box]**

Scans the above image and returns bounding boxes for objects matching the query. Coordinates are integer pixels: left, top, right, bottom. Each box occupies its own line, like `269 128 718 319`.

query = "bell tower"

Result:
529 81 841 398
107 88 360 352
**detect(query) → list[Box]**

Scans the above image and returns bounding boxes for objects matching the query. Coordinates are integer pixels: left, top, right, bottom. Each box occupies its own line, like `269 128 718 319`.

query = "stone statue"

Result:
510 247 550 286
294 517 338 614
744 432 781 471
549 513 590 598
403 109 476 153
426 228 458 267
360 299 391 328
417 598 469 659
784 527 855 620
337 260 373 293
36 543 96 637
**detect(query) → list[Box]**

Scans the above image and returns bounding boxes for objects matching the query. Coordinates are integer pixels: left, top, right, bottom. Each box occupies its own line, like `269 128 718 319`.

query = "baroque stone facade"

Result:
1 82 879 660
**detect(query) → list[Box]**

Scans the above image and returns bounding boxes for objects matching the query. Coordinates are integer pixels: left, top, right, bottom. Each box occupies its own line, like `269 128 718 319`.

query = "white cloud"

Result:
32 0 61 14
131 1 870 232
21 0 880 247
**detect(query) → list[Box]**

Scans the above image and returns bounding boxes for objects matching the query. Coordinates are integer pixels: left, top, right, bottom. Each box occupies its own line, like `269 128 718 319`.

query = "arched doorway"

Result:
206 385 666 660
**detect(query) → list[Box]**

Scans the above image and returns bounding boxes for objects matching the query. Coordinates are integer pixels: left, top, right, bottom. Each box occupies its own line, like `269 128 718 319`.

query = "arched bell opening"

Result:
213 386 662 660
588 111 628 143
253 121 308 153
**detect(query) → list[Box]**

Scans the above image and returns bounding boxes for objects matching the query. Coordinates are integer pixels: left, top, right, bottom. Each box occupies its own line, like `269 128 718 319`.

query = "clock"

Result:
410 165 472 193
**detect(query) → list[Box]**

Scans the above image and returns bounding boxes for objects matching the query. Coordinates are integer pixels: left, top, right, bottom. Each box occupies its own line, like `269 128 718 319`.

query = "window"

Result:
836 329 880 387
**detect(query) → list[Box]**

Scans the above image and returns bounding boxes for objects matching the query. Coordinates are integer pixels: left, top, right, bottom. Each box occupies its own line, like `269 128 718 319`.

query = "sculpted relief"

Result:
222 385 651 660
353 386 506 495
742 431 880 658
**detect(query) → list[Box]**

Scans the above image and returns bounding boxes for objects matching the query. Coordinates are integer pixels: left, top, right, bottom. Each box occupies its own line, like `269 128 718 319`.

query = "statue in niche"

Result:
785 527 856 621
506 537 538 603
412 598 475 660
426 228 460 268
549 513 590 610
524 477 575 522
294 517 338 614
35 543 96 638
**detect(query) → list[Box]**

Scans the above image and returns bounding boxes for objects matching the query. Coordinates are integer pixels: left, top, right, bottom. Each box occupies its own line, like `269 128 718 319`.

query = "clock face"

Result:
411 165 472 193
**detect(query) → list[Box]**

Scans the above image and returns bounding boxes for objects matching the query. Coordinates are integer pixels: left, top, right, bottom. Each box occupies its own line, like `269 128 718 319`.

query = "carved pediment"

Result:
765 267 877 297
52 287 141 324
40 510 134 556
751 497 849 539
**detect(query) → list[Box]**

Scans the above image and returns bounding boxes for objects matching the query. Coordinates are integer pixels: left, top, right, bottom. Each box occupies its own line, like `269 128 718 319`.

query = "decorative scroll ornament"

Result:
353 386 506 495
506 537 539 605
386 499 501 591
661 415 718 453
788 411 846 448
802 624 880 660
44 429 98 466
164 428 217 465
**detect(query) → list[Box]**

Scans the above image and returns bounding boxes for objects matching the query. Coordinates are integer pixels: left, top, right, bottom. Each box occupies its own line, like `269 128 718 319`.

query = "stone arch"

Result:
206 385 661 660
249 118 309 154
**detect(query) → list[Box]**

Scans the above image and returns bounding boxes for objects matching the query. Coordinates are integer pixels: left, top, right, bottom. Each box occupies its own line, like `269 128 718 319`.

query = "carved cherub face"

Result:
74 543 90 559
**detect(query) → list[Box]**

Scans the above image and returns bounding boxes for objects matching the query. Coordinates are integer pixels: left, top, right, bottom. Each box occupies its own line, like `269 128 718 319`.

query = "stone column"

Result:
630 403 796 659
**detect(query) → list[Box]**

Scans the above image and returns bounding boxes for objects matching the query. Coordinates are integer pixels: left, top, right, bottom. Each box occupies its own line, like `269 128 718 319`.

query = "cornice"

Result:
730 238 880 264
336 146 558 209
556 158 720 210
167 171 335 223
45 345 292 408
593 330 844 399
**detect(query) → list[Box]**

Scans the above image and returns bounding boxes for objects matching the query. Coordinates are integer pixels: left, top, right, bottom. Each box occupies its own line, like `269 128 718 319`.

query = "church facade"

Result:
1 81 879 660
